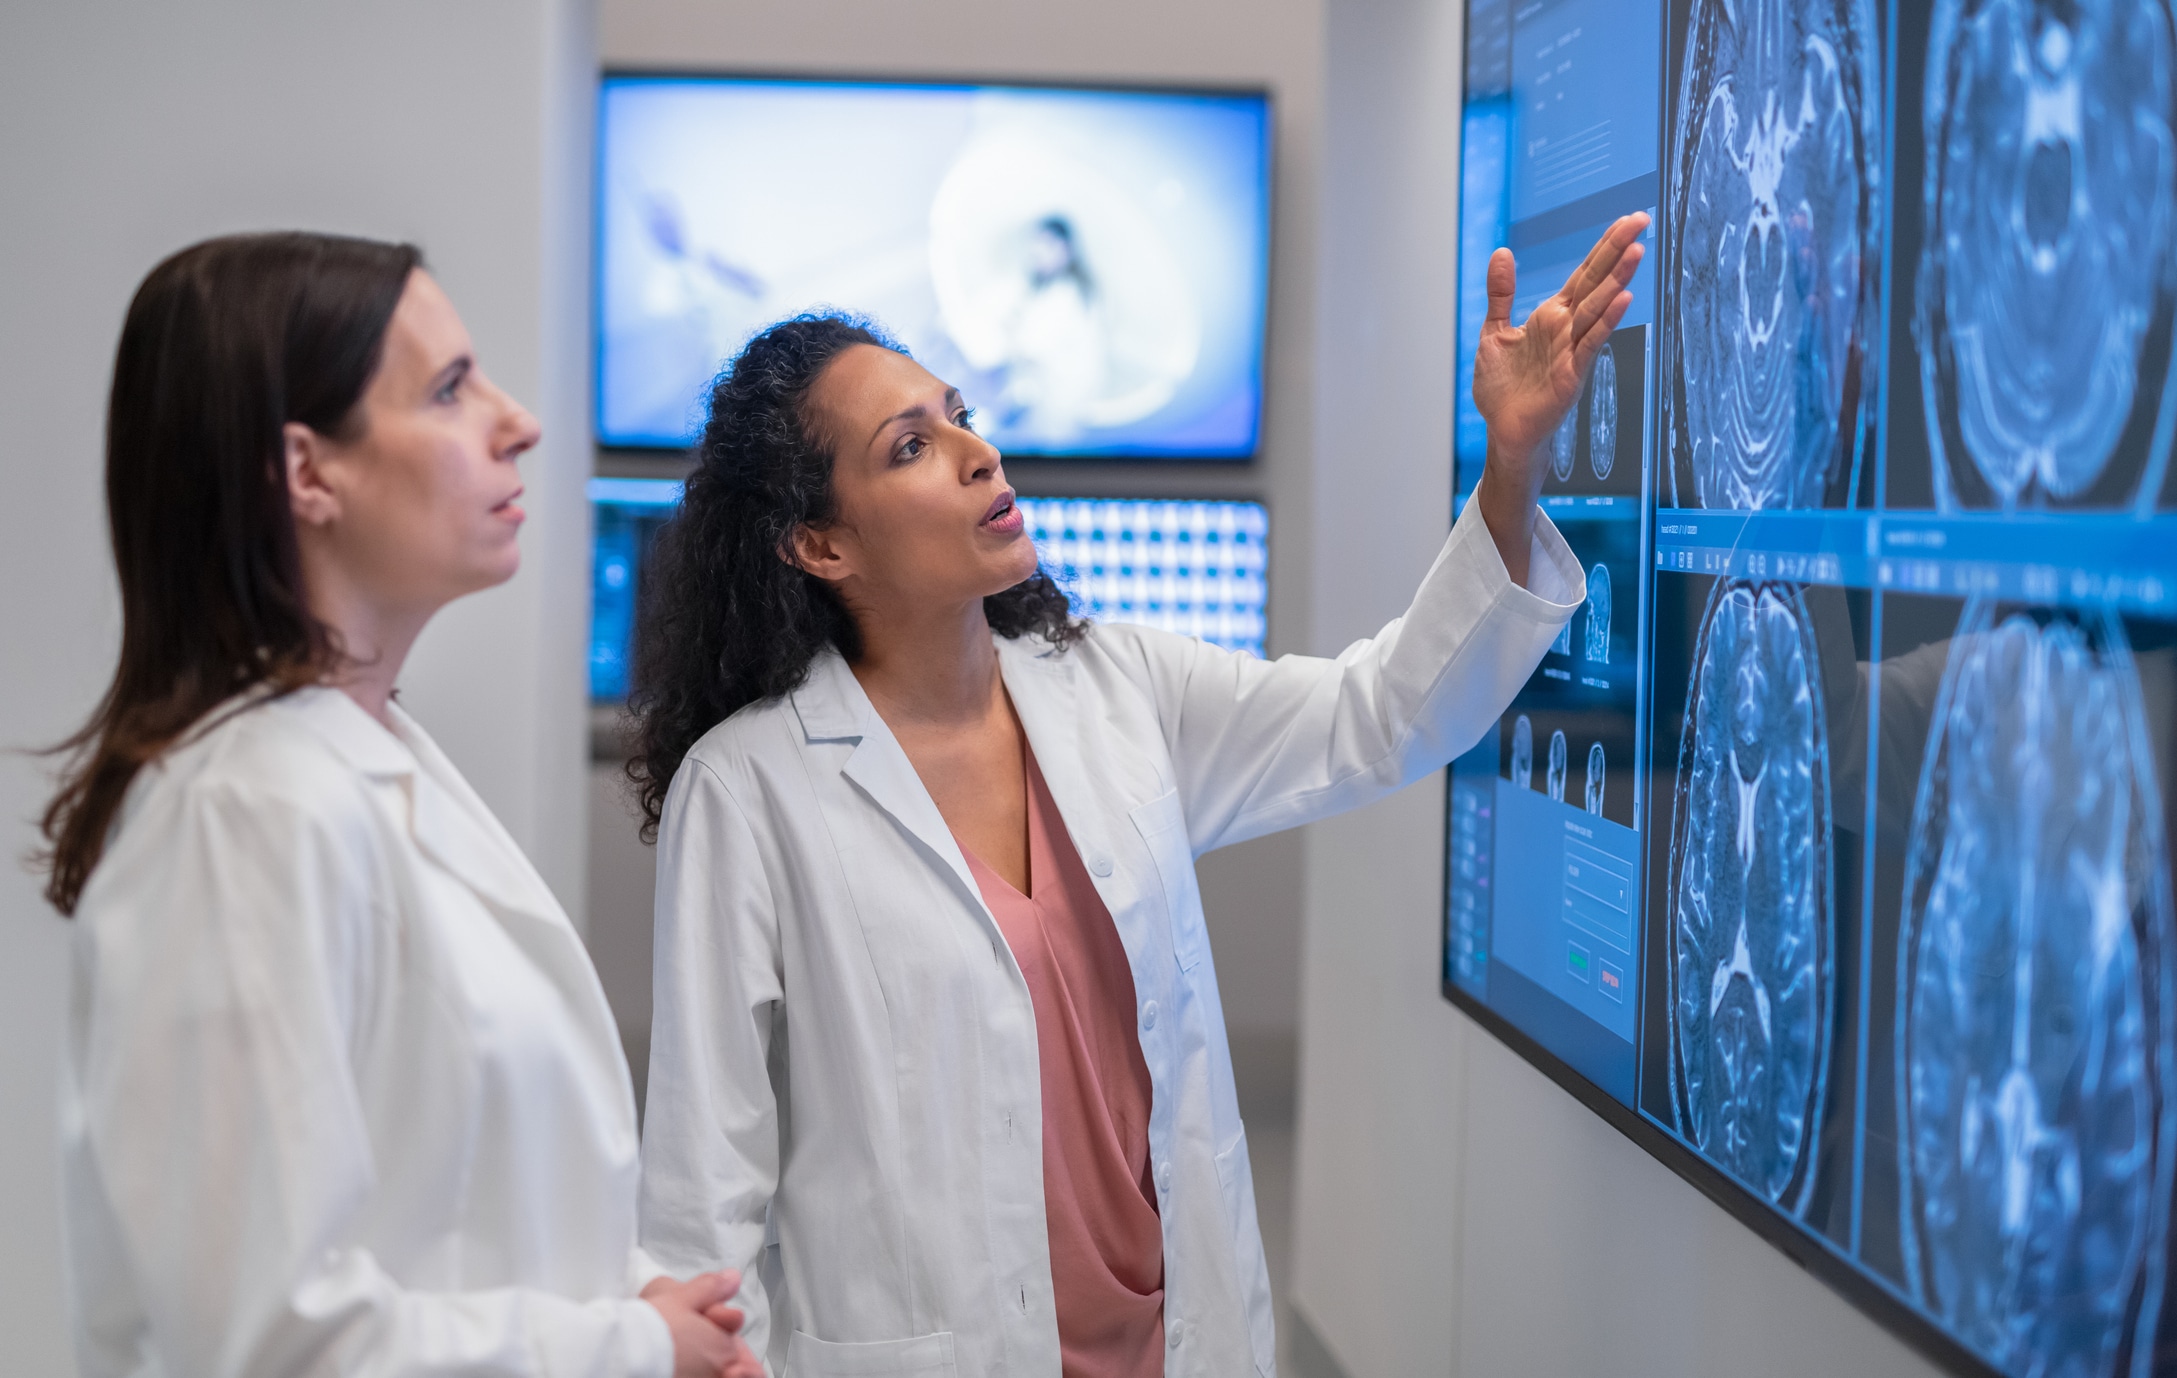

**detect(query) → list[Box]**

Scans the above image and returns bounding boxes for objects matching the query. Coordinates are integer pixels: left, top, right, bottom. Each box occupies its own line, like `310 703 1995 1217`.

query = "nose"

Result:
964 429 1002 482
484 374 542 461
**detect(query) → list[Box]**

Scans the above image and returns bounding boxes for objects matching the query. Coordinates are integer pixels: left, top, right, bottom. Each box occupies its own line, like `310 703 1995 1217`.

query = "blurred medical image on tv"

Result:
596 77 1270 458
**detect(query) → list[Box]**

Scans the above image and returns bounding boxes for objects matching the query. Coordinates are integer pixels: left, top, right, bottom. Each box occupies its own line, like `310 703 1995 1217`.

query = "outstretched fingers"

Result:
1570 237 1646 344
1558 212 1651 309
1574 289 1635 373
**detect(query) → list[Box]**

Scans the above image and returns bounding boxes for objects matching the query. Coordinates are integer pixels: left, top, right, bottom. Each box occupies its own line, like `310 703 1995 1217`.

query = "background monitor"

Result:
1017 496 1268 656
596 75 1271 460
590 483 1269 701
1443 0 2177 1375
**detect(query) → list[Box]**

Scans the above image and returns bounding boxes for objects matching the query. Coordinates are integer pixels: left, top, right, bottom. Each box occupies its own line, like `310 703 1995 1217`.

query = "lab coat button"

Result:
1168 1319 1187 1348
1157 1160 1173 1192
1090 853 1114 877
1140 1000 1159 1030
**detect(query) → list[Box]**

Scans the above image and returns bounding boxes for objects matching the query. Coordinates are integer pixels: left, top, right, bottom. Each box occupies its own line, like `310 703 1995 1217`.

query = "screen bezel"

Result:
592 69 1277 463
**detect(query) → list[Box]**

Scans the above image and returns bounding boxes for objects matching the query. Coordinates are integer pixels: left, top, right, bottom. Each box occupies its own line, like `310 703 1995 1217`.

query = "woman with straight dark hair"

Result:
627 215 1647 1374
44 232 758 1378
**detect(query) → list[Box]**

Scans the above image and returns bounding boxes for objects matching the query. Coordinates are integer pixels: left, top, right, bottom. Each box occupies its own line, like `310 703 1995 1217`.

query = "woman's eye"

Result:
896 435 923 462
954 407 977 432
434 379 461 404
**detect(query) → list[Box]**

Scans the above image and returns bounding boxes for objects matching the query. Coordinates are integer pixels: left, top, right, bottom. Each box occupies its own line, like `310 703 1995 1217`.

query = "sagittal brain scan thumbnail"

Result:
1446 0 2177 1369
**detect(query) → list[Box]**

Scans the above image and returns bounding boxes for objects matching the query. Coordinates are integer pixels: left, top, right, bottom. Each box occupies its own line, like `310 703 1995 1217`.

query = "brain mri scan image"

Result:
1585 563 1615 663
1916 0 2177 511
1511 713 1535 790
1549 729 1570 803
1585 741 1608 816
1667 581 1835 1209
1590 345 1620 481
1668 0 1883 510
1898 605 2175 1377
1554 617 1574 657
1551 403 1580 484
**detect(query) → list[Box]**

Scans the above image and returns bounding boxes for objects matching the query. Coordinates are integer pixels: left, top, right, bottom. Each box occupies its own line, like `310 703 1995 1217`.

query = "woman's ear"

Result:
784 522 853 585
284 421 342 529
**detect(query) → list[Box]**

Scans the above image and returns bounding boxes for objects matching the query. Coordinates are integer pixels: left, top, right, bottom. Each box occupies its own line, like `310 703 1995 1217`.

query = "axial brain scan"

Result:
1670 0 1881 510
1668 582 1834 1207
1549 729 1570 803
1511 713 1535 790
1899 607 2174 1376
1585 741 1607 816
1917 0 2177 509
1590 345 1619 481
1551 403 1580 484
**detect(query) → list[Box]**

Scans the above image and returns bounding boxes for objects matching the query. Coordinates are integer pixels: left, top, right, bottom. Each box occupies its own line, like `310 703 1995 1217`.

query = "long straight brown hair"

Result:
39 231 422 915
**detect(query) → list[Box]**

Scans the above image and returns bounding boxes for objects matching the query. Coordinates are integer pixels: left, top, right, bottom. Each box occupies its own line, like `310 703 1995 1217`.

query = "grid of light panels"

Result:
1016 497 1268 657
589 482 1271 700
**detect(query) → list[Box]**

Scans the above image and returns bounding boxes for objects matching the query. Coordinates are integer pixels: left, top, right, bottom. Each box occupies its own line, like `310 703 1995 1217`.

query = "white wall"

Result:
0 3 595 1368
1286 0 1950 1373
593 0 1328 1071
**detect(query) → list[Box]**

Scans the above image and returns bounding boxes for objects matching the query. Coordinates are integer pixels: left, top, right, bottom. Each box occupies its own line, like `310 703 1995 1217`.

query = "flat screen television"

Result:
595 75 1271 460
590 483 1269 701
1442 1 2177 1375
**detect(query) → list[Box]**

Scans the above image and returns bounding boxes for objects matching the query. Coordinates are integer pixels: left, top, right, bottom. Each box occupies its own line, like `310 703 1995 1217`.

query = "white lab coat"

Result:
62 686 673 1378
638 497 1583 1378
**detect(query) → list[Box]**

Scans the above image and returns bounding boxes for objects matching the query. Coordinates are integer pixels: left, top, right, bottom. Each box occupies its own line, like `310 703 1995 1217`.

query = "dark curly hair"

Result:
626 313 1084 839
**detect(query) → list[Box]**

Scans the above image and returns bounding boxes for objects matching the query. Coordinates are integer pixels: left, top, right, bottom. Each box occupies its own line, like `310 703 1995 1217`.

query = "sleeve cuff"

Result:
1451 494 1588 620
624 1296 675 1378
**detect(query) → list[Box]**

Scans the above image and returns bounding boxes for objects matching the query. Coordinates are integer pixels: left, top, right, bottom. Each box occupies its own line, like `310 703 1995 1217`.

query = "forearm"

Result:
1474 438 1546 590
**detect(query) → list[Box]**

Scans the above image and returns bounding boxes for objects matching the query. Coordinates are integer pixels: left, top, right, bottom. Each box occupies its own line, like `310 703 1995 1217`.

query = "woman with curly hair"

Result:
630 214 1647 1377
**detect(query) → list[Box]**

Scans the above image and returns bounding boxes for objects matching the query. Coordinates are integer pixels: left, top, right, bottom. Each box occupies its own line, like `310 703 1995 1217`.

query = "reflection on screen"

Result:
596 77 1269 458
1442 0 2177 1373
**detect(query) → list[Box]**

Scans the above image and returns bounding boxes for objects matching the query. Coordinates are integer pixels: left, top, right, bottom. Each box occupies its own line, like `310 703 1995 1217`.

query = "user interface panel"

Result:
1442 2 2177 1374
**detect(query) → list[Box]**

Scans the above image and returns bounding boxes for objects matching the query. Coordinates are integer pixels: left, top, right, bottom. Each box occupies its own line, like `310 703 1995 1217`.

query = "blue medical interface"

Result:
1444 0 2177 1374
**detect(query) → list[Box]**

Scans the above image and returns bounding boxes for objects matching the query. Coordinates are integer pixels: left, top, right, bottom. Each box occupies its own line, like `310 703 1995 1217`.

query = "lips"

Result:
492 486 527 523
980 489 1024 535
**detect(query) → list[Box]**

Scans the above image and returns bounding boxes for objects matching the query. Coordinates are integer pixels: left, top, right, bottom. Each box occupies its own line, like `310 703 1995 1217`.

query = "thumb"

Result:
685 1270 742 1309
1485 247 1517 325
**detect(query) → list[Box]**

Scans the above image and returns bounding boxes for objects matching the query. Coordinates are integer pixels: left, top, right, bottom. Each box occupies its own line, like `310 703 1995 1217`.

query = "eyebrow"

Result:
867 388 962 446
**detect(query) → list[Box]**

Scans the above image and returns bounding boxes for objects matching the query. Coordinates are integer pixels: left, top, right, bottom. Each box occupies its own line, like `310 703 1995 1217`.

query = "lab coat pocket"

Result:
1214 1129 1278 1378
1131 789 1208 972
782 1329 957 1377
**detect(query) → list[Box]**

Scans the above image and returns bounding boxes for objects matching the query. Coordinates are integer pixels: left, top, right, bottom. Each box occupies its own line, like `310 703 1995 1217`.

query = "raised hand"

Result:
1470 211 1648 585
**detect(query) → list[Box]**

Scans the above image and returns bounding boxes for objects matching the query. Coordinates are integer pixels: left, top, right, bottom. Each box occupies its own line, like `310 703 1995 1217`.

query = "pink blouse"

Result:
954 749 1165 1377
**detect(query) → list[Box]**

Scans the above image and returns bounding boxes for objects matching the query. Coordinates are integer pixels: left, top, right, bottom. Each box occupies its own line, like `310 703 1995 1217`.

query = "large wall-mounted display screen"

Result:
1443 1 2177 1375
596 76 1270 460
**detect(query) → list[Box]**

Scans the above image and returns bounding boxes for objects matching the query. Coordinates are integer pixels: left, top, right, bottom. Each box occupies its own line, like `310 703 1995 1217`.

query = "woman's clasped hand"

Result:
641 1271 765 1378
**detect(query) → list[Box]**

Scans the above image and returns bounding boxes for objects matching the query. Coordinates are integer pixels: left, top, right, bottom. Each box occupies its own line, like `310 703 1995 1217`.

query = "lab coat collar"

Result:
283 687 567 933
280 685 418 779
792 638 1086 923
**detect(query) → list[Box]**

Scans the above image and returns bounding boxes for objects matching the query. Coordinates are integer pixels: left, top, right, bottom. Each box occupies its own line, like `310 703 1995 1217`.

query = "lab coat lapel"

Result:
996 636 1095 832
794 652 986 909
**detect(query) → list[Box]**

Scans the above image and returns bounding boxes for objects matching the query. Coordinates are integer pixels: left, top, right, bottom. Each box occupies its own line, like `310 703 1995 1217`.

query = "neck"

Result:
848 594 1002 728
300 553 434 729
